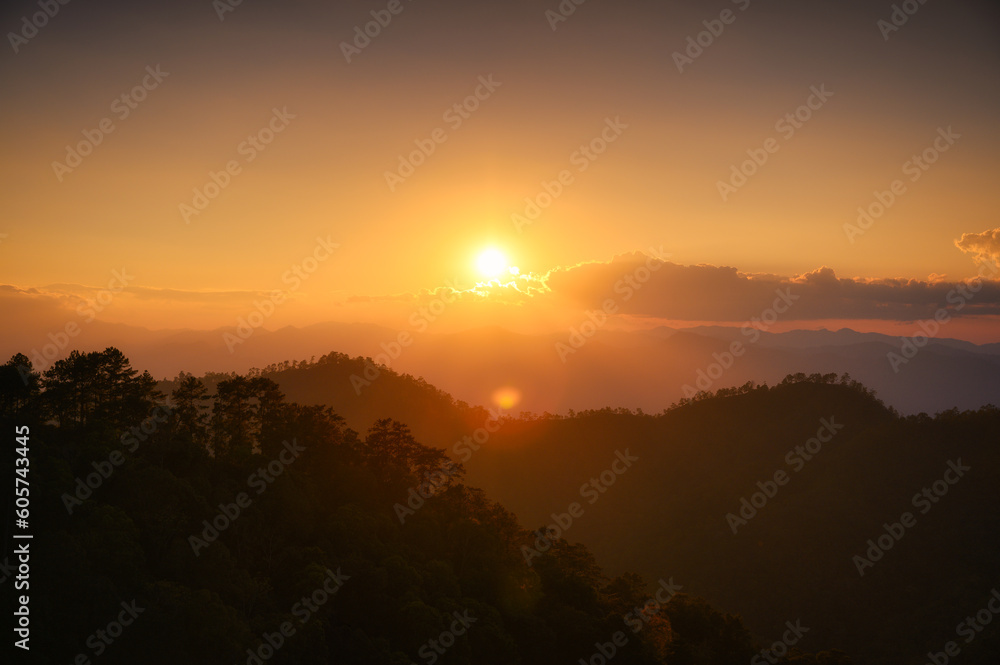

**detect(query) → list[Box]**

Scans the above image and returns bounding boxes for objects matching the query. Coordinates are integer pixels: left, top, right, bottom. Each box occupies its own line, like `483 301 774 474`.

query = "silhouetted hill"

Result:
8 320 1000 416
1 349 855 665
460 377 1000 664
157 352 485 449
158 356 1000 663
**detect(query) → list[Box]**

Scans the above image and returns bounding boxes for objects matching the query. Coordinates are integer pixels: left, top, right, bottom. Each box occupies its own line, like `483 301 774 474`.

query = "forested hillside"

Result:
0 349 852 664
462 377 1000 664
155 355 1000 664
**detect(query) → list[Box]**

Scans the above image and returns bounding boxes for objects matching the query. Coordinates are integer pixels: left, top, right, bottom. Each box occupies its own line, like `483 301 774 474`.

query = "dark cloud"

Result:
539 251 1000 322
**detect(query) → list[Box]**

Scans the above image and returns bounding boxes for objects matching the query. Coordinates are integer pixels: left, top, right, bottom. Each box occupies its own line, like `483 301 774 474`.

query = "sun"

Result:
476 248 508 278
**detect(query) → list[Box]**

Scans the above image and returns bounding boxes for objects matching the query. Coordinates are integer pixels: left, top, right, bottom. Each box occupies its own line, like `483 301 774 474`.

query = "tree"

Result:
210 376 287 459
211 376 255 459
0 353 40 419
41 348 159 428
359 418 458 487
170 374 211 443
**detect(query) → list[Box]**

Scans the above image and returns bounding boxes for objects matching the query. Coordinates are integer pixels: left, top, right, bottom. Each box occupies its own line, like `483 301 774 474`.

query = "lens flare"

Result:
491 386 521 410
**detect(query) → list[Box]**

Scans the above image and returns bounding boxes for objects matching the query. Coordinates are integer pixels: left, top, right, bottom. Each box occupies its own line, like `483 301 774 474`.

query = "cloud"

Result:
0 282 318 332
34 283 273 304
346 273 551 307
7 241 1000 334
956 228 1000 267
490 251 1000 322
335 247 1000 325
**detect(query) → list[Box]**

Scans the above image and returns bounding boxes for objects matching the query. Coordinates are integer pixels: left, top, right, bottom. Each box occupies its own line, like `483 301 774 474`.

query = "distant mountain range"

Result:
7 319 999 416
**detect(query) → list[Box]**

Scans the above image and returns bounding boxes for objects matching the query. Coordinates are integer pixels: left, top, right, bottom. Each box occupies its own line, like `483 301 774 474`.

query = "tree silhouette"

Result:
170 373 211 443
40 347 158 428
2 348 943 663
0 353 40 419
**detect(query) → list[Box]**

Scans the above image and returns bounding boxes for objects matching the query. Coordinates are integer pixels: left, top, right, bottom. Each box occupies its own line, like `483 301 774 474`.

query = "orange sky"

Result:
1 0 999 340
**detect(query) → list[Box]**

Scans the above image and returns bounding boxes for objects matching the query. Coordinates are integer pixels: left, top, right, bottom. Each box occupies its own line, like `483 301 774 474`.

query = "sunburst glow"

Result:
476 248 508 278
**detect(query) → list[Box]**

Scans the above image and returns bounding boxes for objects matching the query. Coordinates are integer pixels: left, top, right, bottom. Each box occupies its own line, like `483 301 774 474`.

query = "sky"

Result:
2 0 1000 340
